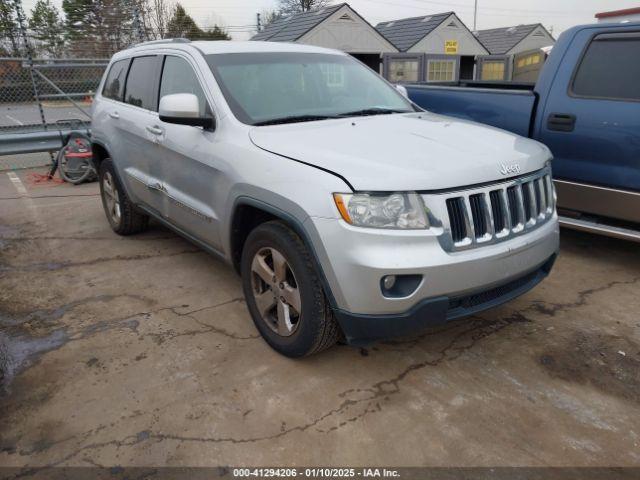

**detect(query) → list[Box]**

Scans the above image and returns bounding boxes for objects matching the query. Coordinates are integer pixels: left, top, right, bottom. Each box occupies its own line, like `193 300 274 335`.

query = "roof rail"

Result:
129 38 191 49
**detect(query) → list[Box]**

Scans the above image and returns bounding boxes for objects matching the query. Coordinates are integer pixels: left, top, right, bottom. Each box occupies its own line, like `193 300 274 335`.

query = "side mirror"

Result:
159 93 214 129
395 84 409 98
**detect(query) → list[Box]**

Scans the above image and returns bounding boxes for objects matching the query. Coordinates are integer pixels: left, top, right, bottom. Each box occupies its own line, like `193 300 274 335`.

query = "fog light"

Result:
382 275 396 290
380 274 423 298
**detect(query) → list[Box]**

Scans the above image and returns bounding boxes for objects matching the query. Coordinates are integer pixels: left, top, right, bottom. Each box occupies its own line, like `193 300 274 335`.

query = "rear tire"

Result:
241 221 340 357
99 158 149 235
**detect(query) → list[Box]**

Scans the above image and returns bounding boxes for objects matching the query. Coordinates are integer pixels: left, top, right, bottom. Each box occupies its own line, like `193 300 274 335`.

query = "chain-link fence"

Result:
0 57 107 134
0 0 234 167
0 0 146 167
0 54 109 169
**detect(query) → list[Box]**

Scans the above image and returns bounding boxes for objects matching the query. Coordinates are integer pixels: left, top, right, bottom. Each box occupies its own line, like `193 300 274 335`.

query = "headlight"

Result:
333 192 429 229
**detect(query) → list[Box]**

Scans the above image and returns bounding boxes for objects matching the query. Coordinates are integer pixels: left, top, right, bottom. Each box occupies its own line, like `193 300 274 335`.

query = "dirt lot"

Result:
1 168 639 469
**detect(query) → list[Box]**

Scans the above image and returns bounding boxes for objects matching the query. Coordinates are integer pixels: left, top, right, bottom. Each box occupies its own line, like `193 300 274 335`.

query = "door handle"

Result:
146 125 164 135
547 113 576 132
109 111 119 119
148 181 165 192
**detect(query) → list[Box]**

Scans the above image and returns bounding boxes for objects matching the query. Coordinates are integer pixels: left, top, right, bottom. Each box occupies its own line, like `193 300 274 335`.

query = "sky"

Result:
21 0 640 40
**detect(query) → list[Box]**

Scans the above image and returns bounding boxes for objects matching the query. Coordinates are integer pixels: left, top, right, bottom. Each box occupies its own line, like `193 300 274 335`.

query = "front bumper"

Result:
334 254 556 346
304 215 559 345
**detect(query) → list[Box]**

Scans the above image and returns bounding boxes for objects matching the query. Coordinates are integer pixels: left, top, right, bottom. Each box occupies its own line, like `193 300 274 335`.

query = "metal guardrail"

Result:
0 129 75 156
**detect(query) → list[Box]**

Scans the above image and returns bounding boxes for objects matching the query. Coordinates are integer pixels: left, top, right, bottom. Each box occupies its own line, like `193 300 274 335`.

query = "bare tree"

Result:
260 8 282 28
277 0 331 17
143 0 174 39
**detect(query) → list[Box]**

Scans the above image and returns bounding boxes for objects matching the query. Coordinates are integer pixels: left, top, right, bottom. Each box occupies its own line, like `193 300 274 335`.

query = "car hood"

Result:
249 112 550 191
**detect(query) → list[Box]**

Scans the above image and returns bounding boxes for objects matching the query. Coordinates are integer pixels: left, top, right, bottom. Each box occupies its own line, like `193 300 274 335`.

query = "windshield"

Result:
205 52 415 125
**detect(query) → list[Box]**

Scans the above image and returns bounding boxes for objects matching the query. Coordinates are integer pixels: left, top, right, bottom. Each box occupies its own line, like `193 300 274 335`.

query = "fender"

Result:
91 140 138 205
231 196 340 309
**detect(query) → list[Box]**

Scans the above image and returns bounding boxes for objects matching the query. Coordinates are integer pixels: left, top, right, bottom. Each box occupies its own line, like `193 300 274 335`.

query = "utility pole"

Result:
473 0 478 31
256 12 262 32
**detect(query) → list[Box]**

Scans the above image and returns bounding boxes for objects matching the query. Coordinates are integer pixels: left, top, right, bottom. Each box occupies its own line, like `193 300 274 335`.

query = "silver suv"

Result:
92 39 560 357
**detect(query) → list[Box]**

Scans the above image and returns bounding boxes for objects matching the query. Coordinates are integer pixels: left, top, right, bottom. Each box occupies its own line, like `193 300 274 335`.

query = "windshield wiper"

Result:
337 107 410 118
254 115 338 126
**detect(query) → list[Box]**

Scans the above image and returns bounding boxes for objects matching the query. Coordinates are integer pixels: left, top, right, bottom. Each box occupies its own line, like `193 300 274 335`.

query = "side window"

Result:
159 56 210 116
124 56 160 111
572 35 640 101
102 59 129 101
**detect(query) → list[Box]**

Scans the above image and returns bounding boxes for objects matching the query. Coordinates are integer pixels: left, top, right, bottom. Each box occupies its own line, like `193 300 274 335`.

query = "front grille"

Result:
423 168 555 252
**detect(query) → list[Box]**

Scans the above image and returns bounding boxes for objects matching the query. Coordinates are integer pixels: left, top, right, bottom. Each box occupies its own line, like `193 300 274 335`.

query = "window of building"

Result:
388 59 419 82
572 35 640 101
124 56 160 110
160 56 209 116
427 60 456 82
516 53 541 68
481 61 506 81
102 59 129 101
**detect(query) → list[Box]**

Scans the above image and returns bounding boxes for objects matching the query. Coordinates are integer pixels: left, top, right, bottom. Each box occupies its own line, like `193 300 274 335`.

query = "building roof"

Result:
375 12 453 52
475 24 546 55
251 3 345 42
595 7 640 19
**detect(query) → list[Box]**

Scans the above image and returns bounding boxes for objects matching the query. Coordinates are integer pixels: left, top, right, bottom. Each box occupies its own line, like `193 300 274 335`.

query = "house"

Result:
375 12 488 82
595 7 640 23
474 24 555 82
251 3 398 72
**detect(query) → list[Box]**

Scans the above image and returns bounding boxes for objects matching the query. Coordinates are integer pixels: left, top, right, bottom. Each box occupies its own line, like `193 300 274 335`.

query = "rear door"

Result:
117 55 164 212
155 54 222 248
538 30 640 193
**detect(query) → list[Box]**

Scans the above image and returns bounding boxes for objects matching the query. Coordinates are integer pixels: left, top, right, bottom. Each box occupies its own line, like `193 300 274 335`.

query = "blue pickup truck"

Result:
406 22 640 242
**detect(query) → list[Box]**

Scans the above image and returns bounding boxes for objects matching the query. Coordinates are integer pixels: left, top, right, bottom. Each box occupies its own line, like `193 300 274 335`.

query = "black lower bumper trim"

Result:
334 254 557 346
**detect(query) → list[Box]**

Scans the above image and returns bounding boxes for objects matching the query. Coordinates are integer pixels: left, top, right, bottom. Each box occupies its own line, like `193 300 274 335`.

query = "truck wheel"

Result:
241 221 341 357
99 158 149 235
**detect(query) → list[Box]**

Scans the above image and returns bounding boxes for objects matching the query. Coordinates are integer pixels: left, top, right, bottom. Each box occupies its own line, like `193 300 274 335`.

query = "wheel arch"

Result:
91 141 110 173
229 197 339 309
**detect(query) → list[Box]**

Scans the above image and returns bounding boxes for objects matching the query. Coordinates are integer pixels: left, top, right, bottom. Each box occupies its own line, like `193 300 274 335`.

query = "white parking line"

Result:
5 114 24 126
6 171 42 220
7 171 28 195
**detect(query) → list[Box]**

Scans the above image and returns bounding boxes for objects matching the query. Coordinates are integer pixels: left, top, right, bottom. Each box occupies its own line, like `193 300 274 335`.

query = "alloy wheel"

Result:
250 247 302 337
102 171 121 225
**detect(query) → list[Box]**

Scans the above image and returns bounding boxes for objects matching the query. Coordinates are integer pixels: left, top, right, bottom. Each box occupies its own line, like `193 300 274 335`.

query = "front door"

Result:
538 29 640 193
155 54 222 249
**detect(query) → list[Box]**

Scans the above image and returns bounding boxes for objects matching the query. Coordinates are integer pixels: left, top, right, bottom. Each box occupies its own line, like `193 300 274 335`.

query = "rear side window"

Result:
124 56 160 110
572 34 640 101
102 59 129 101
159 56 210 116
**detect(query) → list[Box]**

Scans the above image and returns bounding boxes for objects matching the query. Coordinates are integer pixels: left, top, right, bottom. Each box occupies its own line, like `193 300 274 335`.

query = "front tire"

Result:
99 158 149 235
241 221 340 357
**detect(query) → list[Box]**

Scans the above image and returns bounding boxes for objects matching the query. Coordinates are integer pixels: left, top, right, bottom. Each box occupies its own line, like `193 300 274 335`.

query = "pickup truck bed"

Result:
407 85 536 138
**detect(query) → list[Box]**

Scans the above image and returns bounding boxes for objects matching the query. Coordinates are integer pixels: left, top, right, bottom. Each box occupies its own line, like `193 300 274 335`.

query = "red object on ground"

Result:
25 171 65 186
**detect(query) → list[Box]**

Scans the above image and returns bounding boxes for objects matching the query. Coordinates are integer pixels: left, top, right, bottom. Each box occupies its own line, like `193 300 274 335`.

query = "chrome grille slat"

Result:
514 184 526 231
537 178 547 217
497 189 511 235
423 167 555 252
480 192 495 240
